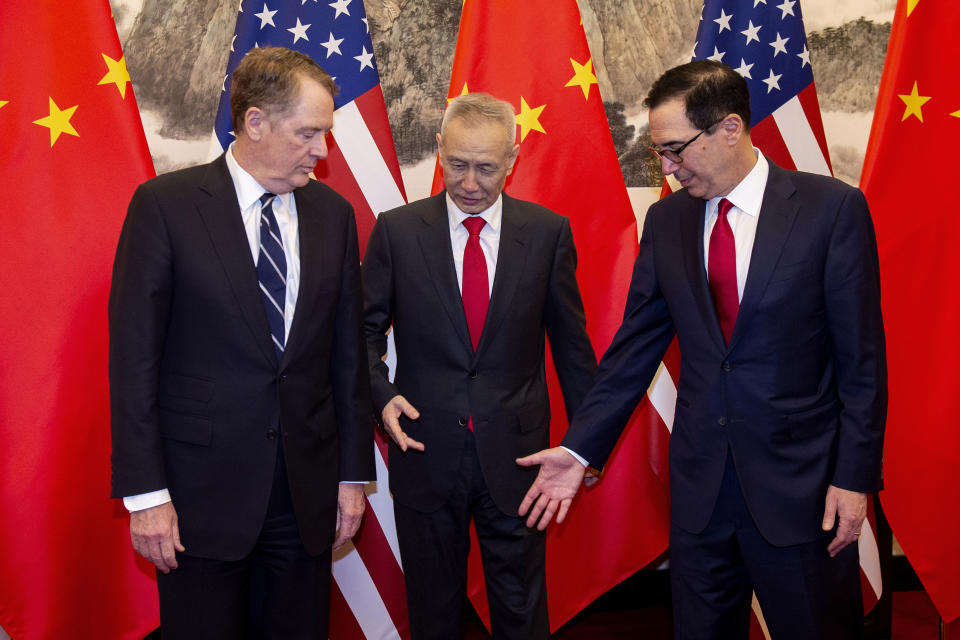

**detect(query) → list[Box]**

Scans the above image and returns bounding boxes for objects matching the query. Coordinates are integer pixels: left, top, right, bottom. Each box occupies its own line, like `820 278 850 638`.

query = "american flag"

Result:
212 1 409 638
689 0 883 629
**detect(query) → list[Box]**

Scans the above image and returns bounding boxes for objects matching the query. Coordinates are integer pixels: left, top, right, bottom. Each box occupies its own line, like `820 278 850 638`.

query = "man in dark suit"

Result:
109 47 373 638
362 92 596 639
518 61 887 639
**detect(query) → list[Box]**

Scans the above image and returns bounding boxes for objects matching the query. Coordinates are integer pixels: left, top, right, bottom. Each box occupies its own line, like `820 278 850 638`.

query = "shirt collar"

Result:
707 148 768 218
446 192 503 233
225 143 295 213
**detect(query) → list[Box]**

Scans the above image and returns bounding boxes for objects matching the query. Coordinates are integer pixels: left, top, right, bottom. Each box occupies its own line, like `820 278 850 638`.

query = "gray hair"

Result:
440 92 516 147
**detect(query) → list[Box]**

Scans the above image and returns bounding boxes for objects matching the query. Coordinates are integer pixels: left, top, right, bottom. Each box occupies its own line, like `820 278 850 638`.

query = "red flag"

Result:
433 1 670 630
0 1 158 638
861 0 960 624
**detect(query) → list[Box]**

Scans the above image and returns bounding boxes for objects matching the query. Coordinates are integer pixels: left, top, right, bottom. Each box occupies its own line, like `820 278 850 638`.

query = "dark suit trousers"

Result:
394 430 549 640
669 453 862 640
156 443 332 640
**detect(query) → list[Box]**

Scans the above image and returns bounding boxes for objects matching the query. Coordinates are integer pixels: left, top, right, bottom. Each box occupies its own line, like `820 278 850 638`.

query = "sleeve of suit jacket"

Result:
561 207 677 469
542 216 597 418
109 182 174 497
362 212 401 411
821 186 887 493
329 200 376 481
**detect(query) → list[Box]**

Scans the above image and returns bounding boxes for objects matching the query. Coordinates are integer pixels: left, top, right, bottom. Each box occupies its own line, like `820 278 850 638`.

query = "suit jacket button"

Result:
722 361 732 372
469 369 478 379
458 417 467 427
266 428 277 440
279 375 287 383
717 417 727 427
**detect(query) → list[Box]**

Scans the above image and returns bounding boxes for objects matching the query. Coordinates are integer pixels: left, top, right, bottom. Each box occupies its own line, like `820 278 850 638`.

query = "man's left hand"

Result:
821 484 868 557
334 483 366 550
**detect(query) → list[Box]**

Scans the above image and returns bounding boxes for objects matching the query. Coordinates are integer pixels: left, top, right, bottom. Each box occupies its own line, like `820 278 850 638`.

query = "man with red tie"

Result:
518 61 887 640
362 92 596 639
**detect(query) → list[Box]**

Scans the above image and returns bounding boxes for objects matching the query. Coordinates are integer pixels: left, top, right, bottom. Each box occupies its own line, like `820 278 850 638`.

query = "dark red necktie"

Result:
461 216 488 432
461 216 489 351
708 198 738 344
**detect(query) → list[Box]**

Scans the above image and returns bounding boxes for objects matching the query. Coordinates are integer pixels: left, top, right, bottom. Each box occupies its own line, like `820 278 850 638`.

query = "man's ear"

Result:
244 107 266 141
719 113 746 146
505 144 520 176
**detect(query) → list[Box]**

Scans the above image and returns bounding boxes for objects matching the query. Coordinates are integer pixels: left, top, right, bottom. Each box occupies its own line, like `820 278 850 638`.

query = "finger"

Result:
173 524 186 553
524 493 547 528
515 452 541 467
536 499 558 531
555 498 572 525
821 498 838 532
401 402 420 420
827 535 852 557
403 435 425 451
518 486 538 517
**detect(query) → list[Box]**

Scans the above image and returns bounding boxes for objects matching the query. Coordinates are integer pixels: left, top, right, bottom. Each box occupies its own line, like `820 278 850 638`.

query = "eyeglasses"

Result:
649 119 723 164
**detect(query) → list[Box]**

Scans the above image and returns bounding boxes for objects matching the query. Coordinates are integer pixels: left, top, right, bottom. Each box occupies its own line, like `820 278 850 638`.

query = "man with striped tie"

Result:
109 47 373 638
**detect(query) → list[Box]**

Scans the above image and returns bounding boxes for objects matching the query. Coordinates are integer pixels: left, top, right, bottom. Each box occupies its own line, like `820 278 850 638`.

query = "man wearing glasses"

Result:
517 60 886 640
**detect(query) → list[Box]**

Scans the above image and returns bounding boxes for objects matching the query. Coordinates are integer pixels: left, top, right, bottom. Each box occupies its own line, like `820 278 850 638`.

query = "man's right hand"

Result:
130 501 184 573
381 395 424 452
516 447 587 530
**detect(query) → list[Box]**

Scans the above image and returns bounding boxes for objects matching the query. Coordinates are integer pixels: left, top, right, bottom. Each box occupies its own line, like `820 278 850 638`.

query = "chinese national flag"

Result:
433 0 671 630
861 0 960 624
0 1 158 638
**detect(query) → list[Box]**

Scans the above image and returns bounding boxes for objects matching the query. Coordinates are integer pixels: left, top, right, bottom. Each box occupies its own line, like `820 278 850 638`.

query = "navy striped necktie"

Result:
257 192 287 360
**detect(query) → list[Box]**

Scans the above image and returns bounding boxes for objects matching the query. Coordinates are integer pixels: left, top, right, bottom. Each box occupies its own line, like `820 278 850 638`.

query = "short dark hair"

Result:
230 46 338 134
643 60 751 131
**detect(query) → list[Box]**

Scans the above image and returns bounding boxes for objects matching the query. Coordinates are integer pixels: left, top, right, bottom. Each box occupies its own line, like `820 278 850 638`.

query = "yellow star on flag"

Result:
98 53 131 98
515 96 545 142
907 0 920 16
447 82 469 103
565 57 598 100
33 97 79 146
898 81 931 122
951 109 960 119
0 100 8 109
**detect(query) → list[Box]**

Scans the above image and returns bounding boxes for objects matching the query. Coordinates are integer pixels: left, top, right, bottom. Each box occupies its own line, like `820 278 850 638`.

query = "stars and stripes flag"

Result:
212 1 409 638
0 0 158 638
691 0 883 630
862 0 960 624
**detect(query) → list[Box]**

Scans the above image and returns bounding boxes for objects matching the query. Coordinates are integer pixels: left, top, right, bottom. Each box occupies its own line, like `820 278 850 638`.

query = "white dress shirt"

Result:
702 150 767 301
447 192 502 295
124 145 302 512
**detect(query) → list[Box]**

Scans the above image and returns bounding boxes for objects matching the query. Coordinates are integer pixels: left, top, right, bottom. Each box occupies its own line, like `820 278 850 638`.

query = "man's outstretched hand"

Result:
516 447 587 530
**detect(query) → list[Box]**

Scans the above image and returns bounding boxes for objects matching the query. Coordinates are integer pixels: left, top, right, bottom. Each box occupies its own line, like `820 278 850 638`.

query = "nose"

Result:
311 134 329 159
659 155 680 176
462 169 479 192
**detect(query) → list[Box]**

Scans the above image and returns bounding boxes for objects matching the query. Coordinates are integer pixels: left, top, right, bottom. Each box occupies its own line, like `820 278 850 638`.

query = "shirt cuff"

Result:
339 480 369 484
560 446 589 468
123 488 172 512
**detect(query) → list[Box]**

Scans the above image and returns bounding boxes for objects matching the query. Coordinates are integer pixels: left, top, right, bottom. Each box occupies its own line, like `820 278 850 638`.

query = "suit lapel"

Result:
480 194 528 356
416 194 474 354
196 156 277 368
728 162 799 350
678 192 727 349
283 185 320 367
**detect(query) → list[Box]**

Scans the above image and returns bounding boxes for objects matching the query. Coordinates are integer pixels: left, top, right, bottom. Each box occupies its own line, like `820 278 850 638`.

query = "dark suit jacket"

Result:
109 154 374 559
563 161 887 546
363 192 597 514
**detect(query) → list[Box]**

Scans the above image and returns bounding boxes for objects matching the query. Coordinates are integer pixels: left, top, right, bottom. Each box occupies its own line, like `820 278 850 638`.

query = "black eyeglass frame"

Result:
649 118 724 164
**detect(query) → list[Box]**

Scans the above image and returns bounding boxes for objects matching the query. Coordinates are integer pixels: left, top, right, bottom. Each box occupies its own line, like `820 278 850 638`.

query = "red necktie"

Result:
461 216 489 351
708 198 738 344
